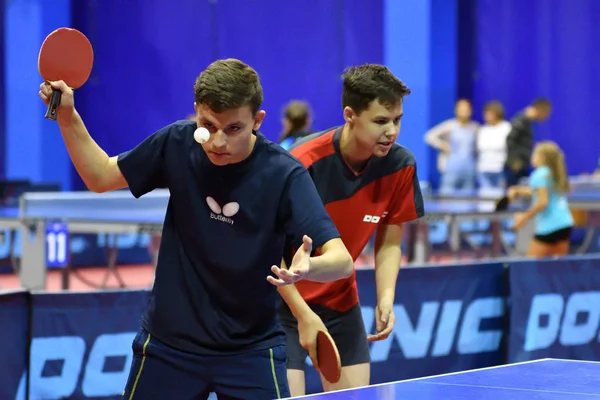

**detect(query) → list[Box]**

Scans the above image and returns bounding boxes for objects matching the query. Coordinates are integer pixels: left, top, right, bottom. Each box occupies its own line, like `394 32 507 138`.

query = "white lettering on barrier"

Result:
305 297 504 365
16 332 136 400
524 291 600 351
81 333 136 397
14 298 506 398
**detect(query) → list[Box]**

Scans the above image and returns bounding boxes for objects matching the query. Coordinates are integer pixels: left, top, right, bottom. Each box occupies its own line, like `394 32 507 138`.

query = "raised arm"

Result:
39 81 127 193
40 80 168 197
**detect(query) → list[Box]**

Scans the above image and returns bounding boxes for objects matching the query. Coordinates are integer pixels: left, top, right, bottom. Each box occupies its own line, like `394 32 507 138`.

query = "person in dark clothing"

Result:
504 98 552 186
279 100 313 150
39 58 354 400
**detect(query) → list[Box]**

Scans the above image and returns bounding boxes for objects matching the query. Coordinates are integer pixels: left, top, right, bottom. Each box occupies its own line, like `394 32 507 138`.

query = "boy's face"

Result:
535 105 552 122
194 103 265 166
345 99 403 158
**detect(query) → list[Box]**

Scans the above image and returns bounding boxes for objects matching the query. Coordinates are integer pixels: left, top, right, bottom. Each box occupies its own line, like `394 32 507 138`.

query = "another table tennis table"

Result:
423 178 600 258
289 359 600 399
4 177 600 289
6 189 522 289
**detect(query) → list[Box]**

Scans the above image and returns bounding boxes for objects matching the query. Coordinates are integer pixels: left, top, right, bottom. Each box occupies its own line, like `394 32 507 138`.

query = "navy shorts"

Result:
279 303 370 370
122 329 290 400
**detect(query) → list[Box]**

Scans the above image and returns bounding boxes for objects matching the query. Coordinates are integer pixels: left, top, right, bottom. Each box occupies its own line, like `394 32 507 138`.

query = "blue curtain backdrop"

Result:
473 0 600 174
69 0 384 190
0 0 5 180
384 0 458 187
214 0 343 143
70 0 215 190
7 0 596 189
3 0 71 189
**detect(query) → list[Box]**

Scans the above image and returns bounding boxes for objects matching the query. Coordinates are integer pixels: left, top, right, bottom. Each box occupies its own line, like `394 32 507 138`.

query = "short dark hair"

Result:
194 58 263 115
484 100 505 120
532 97 552 109
341 64 411 115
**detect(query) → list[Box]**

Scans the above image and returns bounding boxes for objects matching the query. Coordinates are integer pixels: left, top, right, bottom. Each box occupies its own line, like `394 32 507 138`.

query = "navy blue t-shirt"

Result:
117 120 340 355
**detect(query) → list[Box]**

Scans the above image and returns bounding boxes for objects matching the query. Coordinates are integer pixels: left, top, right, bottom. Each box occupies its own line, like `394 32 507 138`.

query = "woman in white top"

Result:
476 101 512 189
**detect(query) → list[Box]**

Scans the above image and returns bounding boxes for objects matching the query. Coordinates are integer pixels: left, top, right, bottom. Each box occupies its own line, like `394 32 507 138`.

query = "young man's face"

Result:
535 105 552 122
194 103 265 166
345 99 403 158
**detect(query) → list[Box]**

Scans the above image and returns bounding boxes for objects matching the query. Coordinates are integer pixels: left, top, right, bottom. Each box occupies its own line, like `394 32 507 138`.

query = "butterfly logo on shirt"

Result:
206 196 240 225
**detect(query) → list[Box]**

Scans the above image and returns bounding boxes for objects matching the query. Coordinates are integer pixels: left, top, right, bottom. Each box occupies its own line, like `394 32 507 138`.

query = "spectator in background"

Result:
279 100 313 150
476 101 512 189
425 99 480 192
504 98 552 186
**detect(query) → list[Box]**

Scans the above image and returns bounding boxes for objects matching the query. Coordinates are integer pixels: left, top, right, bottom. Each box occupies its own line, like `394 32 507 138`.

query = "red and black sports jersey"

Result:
289 126 425 311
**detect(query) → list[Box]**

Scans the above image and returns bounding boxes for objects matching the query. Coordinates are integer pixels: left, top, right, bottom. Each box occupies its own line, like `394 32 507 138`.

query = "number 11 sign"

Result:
46 222 69 268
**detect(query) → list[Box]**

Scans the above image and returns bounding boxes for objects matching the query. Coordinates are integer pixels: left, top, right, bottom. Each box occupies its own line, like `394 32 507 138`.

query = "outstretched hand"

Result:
267 235 312 287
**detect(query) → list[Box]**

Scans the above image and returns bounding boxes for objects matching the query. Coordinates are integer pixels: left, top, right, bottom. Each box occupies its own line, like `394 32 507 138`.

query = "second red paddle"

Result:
317 330 342 384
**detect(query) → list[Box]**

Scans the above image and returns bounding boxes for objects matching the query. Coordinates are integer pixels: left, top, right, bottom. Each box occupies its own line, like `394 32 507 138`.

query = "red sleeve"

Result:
385 165 425 225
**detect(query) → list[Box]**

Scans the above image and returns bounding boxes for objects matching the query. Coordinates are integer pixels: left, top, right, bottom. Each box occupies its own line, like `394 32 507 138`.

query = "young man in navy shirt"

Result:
39 58 353 400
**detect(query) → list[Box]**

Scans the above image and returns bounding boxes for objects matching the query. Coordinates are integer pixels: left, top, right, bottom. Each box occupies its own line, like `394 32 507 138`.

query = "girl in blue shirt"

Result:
508 141 573 257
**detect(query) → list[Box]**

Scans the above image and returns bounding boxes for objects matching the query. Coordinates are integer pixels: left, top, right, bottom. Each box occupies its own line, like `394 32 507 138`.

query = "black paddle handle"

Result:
44 89 62 121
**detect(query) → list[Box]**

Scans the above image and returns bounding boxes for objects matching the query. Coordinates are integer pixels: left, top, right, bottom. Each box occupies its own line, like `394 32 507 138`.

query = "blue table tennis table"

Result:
422 178 600 258
1 189 520 289
2 177 600 289
289 359 600 399
426 176 600 211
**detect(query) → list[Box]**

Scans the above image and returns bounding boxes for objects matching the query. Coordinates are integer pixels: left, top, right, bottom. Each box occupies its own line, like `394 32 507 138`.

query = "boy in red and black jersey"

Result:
278 64 424 396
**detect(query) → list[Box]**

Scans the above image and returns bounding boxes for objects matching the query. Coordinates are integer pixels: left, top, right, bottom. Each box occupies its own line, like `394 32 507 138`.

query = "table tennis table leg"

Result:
448 216 461 260
100 236 126 289
20 221 47 291
490 220 502 257
514 218 535 255
573 211 600 254
405 224 416 263
0 228 20 290
407 222 429 264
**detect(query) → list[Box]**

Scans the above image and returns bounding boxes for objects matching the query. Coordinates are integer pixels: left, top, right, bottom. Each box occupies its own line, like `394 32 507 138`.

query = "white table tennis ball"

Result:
194 127 209 144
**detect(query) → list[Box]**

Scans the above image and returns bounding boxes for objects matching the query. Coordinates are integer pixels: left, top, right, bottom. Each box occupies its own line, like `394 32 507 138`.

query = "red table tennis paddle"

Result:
317 330 341 384
38 27 94 121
